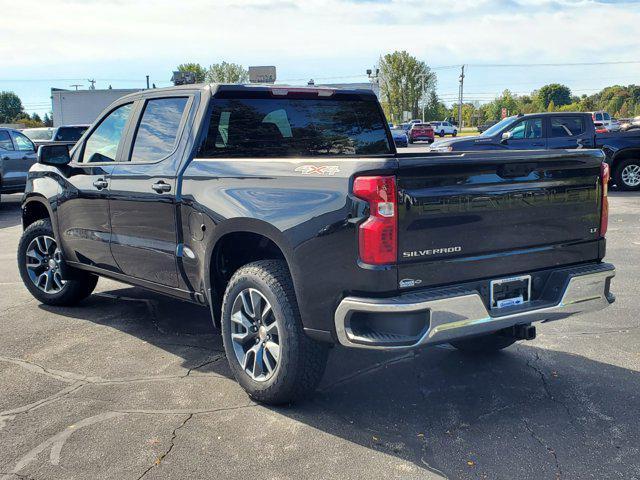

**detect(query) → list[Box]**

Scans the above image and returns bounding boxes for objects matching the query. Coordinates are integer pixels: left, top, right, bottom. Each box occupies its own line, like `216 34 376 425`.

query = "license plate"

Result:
490 275 531 309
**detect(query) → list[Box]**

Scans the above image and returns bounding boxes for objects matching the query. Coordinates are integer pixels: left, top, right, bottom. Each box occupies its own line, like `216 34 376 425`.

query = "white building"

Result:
51 88 140 127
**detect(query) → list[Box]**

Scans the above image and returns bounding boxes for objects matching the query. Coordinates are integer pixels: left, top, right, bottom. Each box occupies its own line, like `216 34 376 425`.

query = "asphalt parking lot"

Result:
1 189 639 480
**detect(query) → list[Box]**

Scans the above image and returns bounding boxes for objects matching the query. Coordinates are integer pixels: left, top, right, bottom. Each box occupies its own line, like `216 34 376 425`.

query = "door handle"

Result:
93 178 108 190
151 181 171 193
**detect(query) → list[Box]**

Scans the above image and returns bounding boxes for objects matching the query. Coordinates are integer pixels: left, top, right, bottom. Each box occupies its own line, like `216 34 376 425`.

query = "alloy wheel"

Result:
621 164 640 187
230 288 280 382
25 235 66 294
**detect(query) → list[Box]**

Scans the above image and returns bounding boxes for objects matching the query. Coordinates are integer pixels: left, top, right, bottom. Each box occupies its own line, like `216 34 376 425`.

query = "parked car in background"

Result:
31 125 89 149
478 120 497 133
609 118 621 132
390 127 408 147
594 122 608 134
591 111 613 130
399 122 412 133
621 116 640 131
408 123 434 143
22 127 54 144
0 128 37 203
429 121 458 137
429 112 640 190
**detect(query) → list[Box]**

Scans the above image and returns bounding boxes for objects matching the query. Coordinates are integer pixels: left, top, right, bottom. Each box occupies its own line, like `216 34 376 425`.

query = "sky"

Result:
1 0 639 116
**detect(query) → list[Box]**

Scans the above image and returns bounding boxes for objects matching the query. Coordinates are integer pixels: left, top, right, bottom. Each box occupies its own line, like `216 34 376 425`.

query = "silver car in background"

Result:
0 128 37 203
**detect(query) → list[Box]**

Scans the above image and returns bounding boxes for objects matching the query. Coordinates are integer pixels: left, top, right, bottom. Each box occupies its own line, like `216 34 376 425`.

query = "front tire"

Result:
615 158 640 191
450 331 516 353
452 130 458 137
221 260 328 405
439 130 445 137
18 219 98 306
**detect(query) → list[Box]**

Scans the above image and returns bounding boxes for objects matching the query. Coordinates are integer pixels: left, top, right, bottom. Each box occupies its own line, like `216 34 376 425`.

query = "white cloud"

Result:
1 0 639 72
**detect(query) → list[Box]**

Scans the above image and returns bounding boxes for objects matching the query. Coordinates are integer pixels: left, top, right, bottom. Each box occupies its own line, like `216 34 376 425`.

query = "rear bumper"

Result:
334 263 615 350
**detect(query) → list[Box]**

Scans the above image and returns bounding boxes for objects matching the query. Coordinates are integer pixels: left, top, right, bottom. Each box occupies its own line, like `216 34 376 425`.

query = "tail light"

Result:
353 176 397 265
600 162 610 237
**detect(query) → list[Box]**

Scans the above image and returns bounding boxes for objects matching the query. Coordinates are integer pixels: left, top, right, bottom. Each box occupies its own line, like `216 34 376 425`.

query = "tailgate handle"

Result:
498 163 537 178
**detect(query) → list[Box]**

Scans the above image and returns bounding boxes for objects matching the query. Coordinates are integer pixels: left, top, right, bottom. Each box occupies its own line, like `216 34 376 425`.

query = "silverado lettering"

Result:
403 247 462 258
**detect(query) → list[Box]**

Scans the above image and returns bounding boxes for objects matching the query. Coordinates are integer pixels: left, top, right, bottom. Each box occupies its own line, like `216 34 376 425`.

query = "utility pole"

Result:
146 75 150 89
458 65 465 128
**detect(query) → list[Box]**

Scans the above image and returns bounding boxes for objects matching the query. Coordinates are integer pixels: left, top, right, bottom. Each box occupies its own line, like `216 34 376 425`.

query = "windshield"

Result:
22 128 53 141
480 116 517 137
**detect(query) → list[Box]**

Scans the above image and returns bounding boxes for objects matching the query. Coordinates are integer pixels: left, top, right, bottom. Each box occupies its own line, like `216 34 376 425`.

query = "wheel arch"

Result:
203 219 296 327
22 195 55 232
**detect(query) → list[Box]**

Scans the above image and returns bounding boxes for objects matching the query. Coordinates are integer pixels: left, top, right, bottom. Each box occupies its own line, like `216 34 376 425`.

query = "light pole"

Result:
458 65 465 128
366 68 379 96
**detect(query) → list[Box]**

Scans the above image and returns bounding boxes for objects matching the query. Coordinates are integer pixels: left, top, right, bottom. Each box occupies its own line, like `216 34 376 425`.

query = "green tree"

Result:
537 84 572 108
43 112 53 127
378 51 435 123
0 91 24 123
206 62 249 83
176 63 207 83
424 89 447 122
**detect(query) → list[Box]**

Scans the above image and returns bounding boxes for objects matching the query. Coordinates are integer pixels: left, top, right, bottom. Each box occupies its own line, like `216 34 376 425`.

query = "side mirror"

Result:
38 144 71 166
501 131 511 143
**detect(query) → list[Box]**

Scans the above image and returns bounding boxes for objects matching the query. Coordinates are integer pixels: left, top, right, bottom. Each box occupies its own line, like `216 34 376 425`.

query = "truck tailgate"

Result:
396 149 605 288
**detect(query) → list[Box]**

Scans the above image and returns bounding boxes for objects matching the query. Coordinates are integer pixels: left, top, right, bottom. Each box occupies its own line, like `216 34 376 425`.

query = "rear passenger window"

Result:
506 118 542 139
130 97 188 163
550 117 586 137
0 131 14 150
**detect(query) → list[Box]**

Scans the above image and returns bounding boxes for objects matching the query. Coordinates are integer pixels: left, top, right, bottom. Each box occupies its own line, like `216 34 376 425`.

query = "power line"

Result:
467 60 640 68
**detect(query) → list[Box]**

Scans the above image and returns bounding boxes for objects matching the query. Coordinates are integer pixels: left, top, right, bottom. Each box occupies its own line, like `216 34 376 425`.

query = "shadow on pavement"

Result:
0 194 23 229
39 285 640 479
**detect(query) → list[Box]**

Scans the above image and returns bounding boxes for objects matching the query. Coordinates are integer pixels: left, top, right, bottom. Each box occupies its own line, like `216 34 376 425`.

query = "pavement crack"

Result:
525 351 579 430
185 355 226 376
522 419 563 479
0 356 86 383
137 414 193 480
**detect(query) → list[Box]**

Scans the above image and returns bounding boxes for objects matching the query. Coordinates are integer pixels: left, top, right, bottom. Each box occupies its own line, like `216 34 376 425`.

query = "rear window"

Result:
550 117 586 137
199 96 391 157
55 126 88 142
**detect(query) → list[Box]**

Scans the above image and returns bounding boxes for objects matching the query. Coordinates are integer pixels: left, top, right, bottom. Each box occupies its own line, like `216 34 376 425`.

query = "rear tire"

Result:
439 130 445 137
18 219 98 306
452 130 458 137
614 158 640 191
450 331 516 353
221 260 328 405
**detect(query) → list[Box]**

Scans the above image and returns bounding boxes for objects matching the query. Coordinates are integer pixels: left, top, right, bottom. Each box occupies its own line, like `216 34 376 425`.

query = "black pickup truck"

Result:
18 85 615 404
430 112 640 190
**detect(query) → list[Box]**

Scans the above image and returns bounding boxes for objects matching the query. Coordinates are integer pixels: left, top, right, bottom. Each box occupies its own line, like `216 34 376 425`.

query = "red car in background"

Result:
408 123 434 143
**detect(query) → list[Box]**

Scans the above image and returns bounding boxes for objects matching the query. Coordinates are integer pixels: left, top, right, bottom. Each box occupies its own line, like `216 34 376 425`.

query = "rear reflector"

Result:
600 162 610 237
353 176 397 265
